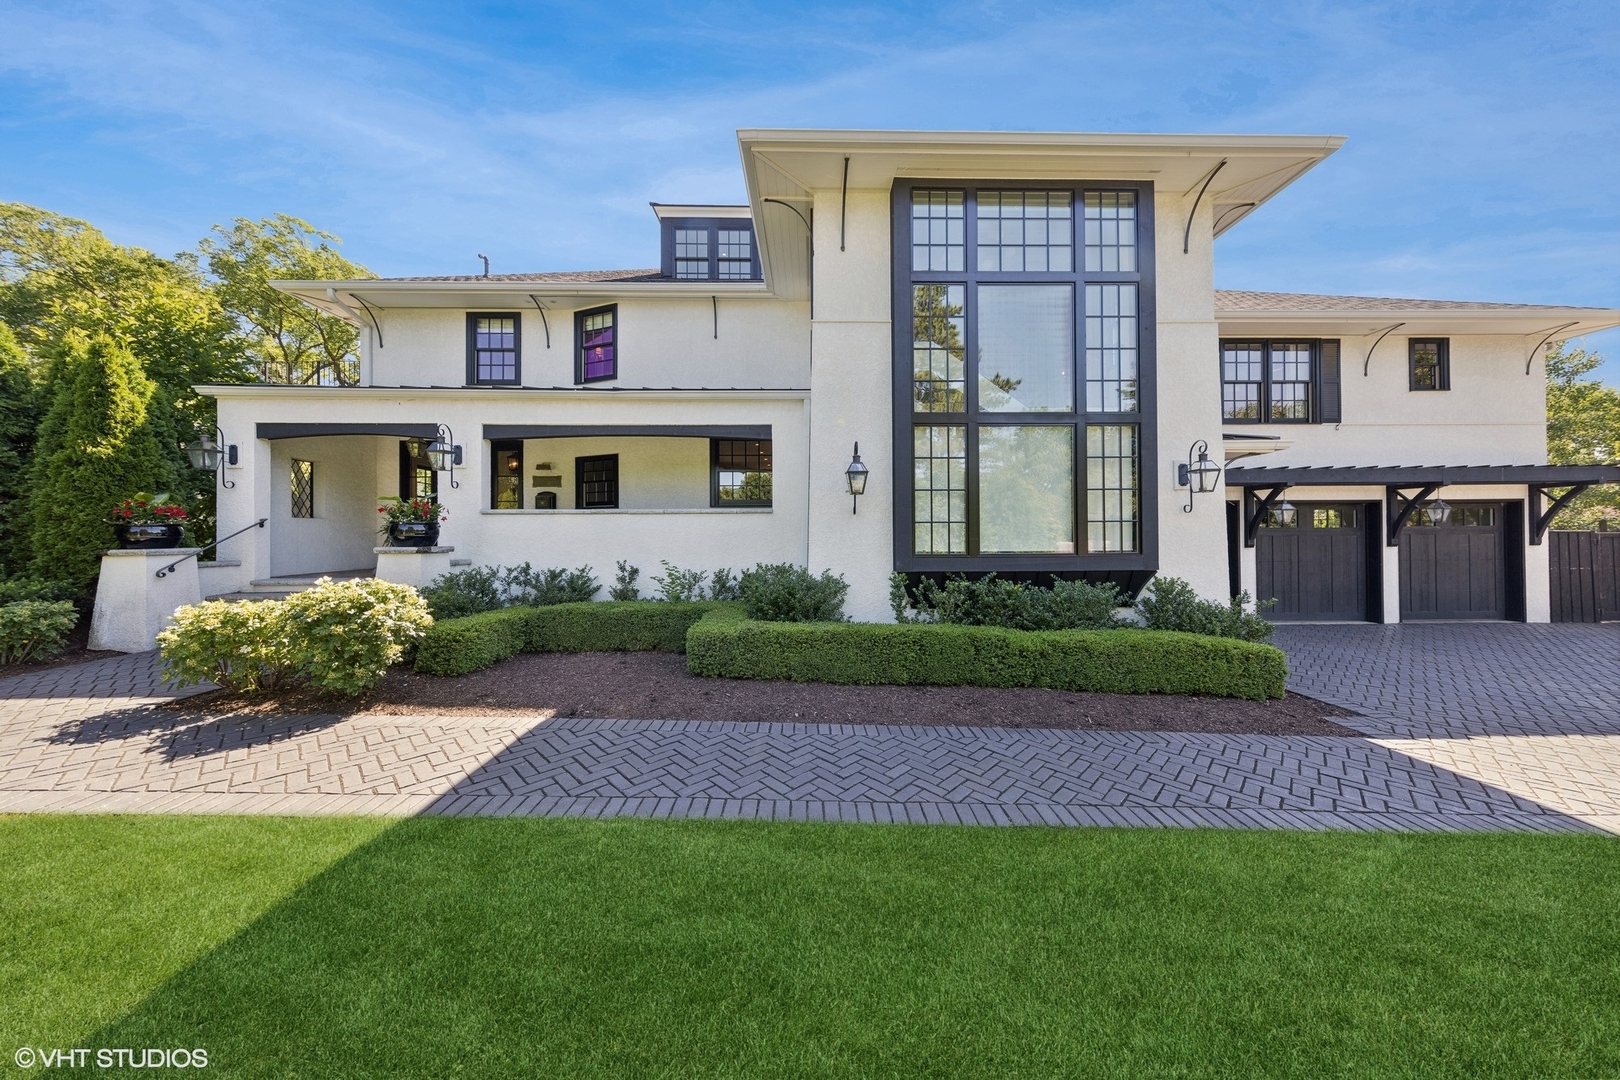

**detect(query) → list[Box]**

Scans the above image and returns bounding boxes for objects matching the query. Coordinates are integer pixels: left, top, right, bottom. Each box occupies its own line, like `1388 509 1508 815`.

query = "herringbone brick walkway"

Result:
0 626 1616 832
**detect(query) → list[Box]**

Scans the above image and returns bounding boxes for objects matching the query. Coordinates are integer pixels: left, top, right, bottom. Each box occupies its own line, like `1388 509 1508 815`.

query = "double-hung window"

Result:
663 220 760 280
1410 339 1449 391
467 313 520 385
576 306 616 383
896 182 1152 568
1221 340 1341 423
575 454 619 508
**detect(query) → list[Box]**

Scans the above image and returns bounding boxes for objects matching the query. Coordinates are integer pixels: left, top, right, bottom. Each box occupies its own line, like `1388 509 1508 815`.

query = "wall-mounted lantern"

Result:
1273 498 1298 528
845 442 869 514
1177 439 1223 513
426 424 463 488
183 428 238 488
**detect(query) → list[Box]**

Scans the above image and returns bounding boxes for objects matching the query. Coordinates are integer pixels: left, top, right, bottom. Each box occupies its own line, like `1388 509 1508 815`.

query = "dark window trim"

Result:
1409 337 1451 392
398 439 439 502
489 439 523 510
709 438 773 508
890 178 1159 575
1220 339 1337 425
659 217 761 280
465 311 522 386
575 453 619 509
574 304 618 384
290 459 314 519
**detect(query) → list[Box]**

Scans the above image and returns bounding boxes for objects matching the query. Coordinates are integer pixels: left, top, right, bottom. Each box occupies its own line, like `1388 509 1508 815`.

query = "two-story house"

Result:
197 128 1620 623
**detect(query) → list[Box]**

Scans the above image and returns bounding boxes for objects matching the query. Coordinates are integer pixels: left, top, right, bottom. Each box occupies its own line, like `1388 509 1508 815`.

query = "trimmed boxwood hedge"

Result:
414 601 726 677
685 612 1287 701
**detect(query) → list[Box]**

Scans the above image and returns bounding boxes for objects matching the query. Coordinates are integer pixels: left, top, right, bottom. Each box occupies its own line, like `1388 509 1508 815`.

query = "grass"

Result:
4 815 1619 1078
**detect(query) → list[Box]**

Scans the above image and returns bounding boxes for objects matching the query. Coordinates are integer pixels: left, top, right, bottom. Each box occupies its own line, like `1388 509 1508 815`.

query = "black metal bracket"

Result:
1182 159 1226 255
840 155 849 252
1530 483 1591 544
155 518 266 578
436 423 462 489
1212 202 1257 234
348 293 383 348
1386 484 1438 546
1526 321 1579 375
1242 484 1289 548
712 295 718 339
1362 322 1405 376
528 295 550 348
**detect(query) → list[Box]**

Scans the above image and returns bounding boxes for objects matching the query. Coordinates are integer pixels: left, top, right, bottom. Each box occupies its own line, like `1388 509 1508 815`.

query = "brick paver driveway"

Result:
0 625 1616 832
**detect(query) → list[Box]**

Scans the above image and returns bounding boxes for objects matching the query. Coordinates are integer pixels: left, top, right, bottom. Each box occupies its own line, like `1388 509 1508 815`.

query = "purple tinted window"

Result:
580 308 615 381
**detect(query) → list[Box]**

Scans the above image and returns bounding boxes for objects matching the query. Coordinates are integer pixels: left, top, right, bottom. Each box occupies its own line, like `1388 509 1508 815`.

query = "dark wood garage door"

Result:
1399 503 1505 620
1256 503 1372 621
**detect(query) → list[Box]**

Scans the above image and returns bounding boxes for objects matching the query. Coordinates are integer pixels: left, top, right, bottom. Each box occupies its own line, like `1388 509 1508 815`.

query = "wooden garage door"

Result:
1399 503 1504 620
1257 503 1369 621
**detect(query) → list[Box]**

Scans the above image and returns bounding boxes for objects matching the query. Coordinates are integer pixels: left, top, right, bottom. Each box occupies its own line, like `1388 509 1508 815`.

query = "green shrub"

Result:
0 600 79 663
421 563 598 618
1135 576 1275 643
709 568 740 601
610 561 641 601
159 578 432 696
686 613 1287 701
893 572 1126 631
0 578 78 605
413 601 729 677
651 561 706 602
738 563 848 622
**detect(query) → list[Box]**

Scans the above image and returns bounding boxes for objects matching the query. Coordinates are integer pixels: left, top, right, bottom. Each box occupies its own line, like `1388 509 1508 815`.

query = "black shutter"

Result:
1318 340 1342 423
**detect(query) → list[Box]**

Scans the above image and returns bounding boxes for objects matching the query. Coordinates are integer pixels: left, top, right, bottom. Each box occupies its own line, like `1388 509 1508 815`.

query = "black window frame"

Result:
575 453 619 509
1409 338 1450 392
398 440 439 502
710 438 773 507
890 178 1158 577
465 312 522 386
490 439 523 510
290 459 314 518
575 304 618 384
1220 339 1338 424
658 218 761 281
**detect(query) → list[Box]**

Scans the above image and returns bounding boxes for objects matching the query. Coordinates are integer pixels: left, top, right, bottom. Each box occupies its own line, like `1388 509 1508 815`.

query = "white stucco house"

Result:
193 128 1620 624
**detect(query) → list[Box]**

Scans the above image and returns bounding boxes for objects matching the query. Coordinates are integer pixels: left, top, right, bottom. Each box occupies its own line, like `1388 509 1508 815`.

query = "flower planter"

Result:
113 523 185 550
387 522 441 548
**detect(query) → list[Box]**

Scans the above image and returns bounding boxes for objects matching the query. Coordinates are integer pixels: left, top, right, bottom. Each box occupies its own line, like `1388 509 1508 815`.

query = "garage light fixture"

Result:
845 442 869 514
183 427 237 488
1426 497 1452 526
426 424 463 488
1273 499 1298 528
1178 439 1223 513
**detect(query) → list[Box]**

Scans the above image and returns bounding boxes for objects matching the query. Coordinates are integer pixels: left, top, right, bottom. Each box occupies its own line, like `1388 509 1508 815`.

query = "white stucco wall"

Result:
267 436 385 577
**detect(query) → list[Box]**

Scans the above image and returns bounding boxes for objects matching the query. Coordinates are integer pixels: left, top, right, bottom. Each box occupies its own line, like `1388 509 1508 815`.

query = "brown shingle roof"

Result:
380 268 665 283
1215 289 1607 312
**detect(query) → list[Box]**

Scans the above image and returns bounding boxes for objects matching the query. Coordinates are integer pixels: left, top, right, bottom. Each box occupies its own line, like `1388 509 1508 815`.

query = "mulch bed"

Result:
0 621 122 683
175 651 1361 736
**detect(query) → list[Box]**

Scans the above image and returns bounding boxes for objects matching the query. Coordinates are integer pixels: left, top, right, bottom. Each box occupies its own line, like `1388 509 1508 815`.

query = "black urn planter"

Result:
113 523 185 550
387 522 441 548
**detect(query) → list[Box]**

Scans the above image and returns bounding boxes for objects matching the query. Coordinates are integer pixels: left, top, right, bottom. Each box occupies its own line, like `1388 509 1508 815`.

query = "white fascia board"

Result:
270 278 777 312
197 384 810 402
1216 307 1620 337
651 203 752 220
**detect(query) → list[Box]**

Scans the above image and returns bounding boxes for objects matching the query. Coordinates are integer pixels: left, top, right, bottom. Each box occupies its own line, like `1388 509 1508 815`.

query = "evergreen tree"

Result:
0 324 42 576
28 333 174 588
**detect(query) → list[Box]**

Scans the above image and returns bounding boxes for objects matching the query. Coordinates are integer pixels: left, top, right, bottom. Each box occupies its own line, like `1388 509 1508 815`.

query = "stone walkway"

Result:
0 627 1616 832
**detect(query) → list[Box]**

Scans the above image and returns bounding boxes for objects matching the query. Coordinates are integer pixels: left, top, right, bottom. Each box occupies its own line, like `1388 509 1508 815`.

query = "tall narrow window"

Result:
913 425 966 554
674 229 709 279
712 439 772 506
290 459 314 518
576 306 616 383
912 189 964 271
466 313 519 384
1085 283 1138 412
399 440 437 501
1221 342 1263 420
1410 339 1449 391
575 454 619 509
490 440 522 510
913 285 966 412
1269 343 1312 420
717 230 754 279
1086 425 1138 553
1083 193 1137 272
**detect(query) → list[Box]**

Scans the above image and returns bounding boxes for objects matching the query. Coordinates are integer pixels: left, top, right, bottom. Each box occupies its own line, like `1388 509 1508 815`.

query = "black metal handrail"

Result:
155 518 267 578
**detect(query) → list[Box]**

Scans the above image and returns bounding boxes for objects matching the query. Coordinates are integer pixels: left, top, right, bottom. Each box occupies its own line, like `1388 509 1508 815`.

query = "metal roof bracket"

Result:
1526 321 1579 376
1182 158 1227 255
1361 322 1405 376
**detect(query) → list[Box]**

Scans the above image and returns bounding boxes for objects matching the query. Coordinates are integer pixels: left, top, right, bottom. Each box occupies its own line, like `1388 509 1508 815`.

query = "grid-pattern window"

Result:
713 439 772 505
491 442 522 510
1269 343 1312 420
912 189 965 272
400 440 436 501
913 284 966 412
290 459 313 518
1312 506 1359 529
976 191 1072 272
1083 193 1137 272
1410 339 1449 391
1085 283 1138 412
913 425 966 554
1222 343 1263 420
575 454 619 509
577 307 616 382
469 315 518 383
1086 424 1138 553
674 229 709 279
717 229 753 279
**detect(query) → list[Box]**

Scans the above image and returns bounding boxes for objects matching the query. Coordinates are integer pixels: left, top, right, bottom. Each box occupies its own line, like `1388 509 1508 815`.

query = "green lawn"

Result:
4 815 1618 1078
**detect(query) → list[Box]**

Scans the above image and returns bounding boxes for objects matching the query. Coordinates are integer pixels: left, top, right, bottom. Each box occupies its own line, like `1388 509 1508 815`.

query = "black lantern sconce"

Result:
183 427 238 488
426 424 463 488
1272 498 1298 528
845 442 869 514
1177 439 1223 513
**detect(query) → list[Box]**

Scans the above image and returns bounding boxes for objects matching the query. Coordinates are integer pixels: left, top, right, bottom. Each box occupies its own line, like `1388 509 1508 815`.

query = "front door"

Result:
1256 502 1371 621
1399 503 1504 620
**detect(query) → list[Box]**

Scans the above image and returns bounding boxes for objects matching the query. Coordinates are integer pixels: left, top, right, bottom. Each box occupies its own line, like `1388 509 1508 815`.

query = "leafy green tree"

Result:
1545 342 1620 529
28 333 174 588
0 324 42 575
196 215 374 385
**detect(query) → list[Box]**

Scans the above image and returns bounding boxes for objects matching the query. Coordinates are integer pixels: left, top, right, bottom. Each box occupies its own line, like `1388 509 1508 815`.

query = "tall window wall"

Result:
892 181 1155 572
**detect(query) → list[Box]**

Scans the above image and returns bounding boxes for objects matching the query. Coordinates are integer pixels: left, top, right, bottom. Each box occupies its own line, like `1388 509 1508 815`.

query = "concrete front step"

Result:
208 568 375 603
206 590 299 602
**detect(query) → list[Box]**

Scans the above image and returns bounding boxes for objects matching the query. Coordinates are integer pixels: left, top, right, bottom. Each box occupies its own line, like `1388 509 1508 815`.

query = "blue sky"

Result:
2 0 1616 378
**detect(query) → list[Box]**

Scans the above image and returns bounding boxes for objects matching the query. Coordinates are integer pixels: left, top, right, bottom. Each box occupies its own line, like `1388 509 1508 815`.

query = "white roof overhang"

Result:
737 128 1346 301
269 279 775 324
1215 305 1620 339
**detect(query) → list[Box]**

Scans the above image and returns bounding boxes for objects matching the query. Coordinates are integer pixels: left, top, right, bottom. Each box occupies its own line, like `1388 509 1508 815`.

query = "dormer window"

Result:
657 210 761 280
674 229 710 278
717 229 754 279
